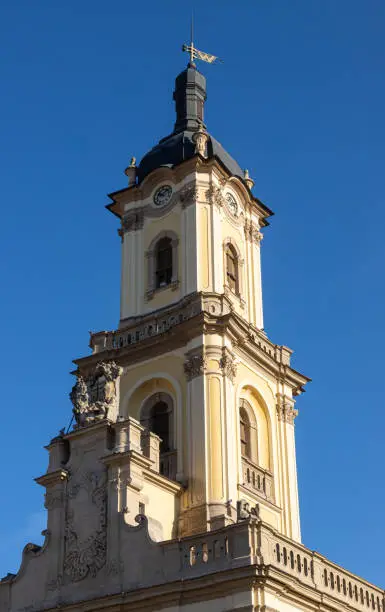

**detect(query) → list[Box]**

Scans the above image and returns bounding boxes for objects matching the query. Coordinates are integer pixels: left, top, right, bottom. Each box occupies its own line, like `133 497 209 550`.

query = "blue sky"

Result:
1 0 384 586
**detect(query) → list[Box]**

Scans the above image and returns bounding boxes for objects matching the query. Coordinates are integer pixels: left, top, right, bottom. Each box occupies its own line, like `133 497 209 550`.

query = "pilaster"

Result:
275 392 301 541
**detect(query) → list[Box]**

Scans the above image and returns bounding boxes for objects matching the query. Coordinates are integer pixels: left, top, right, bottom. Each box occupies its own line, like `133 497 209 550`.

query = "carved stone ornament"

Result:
220 353 237 383
206 185 224 208
106 559 124 576
70 361 122 428
121 209 144 234
276 395 298 424
244 219 263 244
184 353 206 381
63 470 107 582
276 403 298 424
44 490 64 510
180 184 199 208
237 499 260 522
192 127 209 158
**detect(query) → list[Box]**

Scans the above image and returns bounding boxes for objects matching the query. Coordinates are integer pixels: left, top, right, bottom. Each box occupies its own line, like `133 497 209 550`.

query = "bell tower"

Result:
90 59 310 540
6 48 385 612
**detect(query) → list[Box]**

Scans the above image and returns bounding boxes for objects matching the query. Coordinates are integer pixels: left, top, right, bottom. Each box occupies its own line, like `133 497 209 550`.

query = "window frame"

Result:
239 399 259 466
146 231 179 299
223 239 243 298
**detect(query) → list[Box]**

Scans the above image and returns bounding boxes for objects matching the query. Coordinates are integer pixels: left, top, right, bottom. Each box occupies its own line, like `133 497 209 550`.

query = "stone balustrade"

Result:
159 450 177 480
241 456 274 503
2 503 384 611
159 520 385 611
267 527 384 612
89 293 292 368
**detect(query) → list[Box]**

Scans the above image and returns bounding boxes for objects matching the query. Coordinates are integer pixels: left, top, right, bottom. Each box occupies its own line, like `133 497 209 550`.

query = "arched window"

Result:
150 400 171 453
225 244 239 294
140 392 176 479
239 399 259 465
146 231 179 299
155 237 173 289
240 406 251 459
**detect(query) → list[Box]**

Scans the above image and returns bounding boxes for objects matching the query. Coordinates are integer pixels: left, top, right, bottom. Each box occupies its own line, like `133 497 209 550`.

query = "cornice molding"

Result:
81 293 310 391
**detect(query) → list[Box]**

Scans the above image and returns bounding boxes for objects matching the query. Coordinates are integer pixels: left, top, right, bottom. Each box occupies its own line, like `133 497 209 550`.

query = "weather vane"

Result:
182 15 222 65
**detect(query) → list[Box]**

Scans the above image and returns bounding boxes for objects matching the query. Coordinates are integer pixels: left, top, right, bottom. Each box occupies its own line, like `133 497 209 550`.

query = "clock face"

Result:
153 184 173 207
225 192 238 216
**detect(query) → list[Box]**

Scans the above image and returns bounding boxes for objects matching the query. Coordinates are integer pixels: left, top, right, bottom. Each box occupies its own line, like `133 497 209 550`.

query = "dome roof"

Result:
136 64 244 184
137 129 243 183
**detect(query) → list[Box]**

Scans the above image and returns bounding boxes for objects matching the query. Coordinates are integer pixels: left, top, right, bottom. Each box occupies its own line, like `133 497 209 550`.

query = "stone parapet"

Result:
86 292 309 395
1 516 384 612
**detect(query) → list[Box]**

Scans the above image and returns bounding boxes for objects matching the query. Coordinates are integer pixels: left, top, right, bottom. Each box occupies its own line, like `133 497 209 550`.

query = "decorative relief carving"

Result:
70 361 122 428
276 395 298 424
180 184 199 208
46 574 63 592
206 185 224 207
244 219 263 243
276 404 298 424
220 352 237 383
44 490 64 510
120 209 144 234
106 559 124 576
192 127 209 158
63 470 107 582
237 499 260 522
184 353 206 381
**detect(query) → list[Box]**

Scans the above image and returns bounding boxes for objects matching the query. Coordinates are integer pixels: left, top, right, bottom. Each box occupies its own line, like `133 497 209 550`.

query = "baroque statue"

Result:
70 361 122 427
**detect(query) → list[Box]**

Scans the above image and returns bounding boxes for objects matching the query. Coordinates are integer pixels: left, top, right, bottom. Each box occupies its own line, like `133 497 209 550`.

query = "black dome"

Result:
137 130 243 183
136 64 243 183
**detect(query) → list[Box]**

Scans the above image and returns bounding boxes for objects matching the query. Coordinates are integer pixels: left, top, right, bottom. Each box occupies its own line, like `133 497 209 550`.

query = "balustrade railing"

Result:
241 456 274 503
160 450 177 481
270 532 384 612
160 520 385 611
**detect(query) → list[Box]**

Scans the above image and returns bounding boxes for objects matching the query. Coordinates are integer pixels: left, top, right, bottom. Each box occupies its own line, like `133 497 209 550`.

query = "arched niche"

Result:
238 385 272 472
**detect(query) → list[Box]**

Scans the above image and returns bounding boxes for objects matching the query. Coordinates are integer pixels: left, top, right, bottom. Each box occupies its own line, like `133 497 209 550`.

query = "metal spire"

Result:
182 15 222 66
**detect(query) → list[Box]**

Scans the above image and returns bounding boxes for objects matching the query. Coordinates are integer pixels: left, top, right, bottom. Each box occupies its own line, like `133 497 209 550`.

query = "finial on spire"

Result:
244 169 255 191
182 15 222 66
124 157 137 186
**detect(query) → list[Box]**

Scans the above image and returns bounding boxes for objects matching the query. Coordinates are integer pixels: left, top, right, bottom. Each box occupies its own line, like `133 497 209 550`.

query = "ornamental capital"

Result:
184 352 206 381
206 185 224 207
180 184 199 208
121 209 144 234
244 219 263 244
276 394 298 424
219 350 237 383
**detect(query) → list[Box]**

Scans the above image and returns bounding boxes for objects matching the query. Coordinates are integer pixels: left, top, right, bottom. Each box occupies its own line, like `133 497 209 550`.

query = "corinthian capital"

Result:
121 209 144 234
244 219 263 244
205 185 224 207
180 184 199 208
184 351 206 381
276 394 298 424
219 350 237 383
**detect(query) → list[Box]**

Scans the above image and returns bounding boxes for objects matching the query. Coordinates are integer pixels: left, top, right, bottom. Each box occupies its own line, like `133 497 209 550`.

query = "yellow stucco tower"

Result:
92 59 310 542
4 55 385 612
